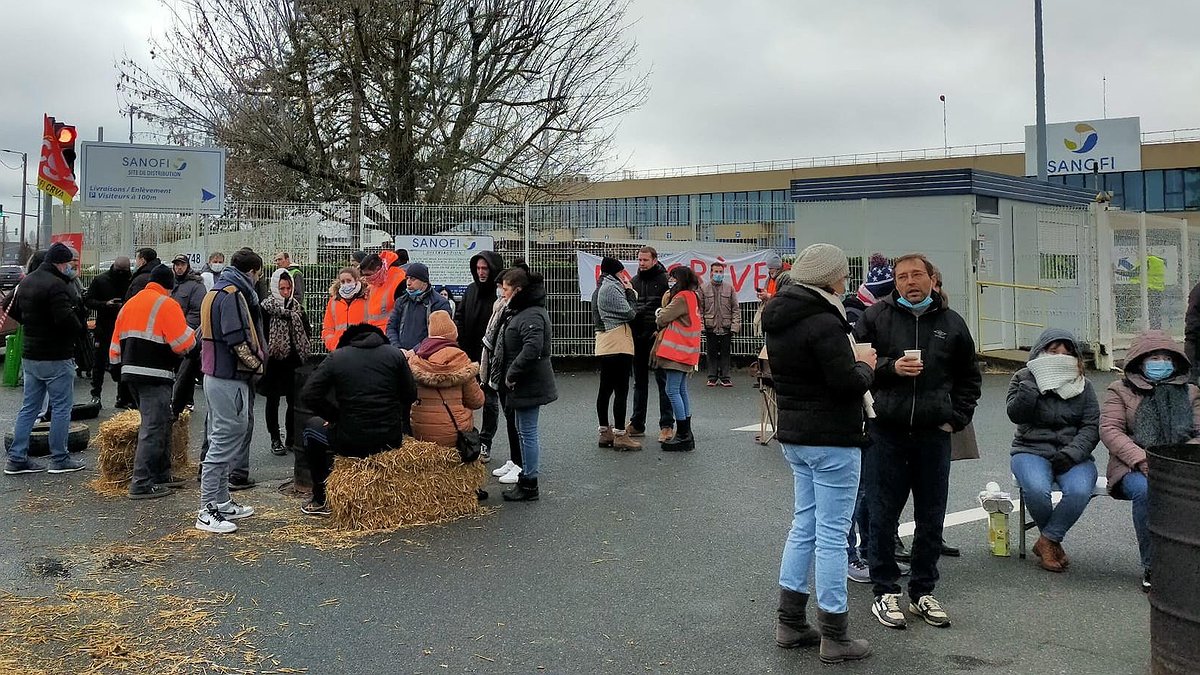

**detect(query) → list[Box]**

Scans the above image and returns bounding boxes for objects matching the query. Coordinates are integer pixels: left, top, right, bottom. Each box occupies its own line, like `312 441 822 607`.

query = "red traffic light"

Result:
57 126 76 144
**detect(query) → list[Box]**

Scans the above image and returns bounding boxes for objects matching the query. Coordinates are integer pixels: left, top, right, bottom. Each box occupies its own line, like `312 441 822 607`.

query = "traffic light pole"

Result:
0 148 28 253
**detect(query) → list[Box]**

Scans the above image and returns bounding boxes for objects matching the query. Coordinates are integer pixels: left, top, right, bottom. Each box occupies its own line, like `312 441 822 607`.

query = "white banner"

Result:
577 250 777 303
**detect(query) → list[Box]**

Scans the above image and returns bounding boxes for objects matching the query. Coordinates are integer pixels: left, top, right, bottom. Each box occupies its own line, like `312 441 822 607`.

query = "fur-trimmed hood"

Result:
408 345 479 387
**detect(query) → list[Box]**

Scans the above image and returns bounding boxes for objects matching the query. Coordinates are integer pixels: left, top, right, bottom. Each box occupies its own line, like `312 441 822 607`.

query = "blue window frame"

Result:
1184 169 1200 209
1144 170 1165 212
1165 170 1185 211
1123 172 1145 211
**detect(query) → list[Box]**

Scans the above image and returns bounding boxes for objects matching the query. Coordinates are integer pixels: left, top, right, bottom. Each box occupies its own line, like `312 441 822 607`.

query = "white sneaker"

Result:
195 504 238 534
492 460 518 477
498 465 522 484
217 499 255 520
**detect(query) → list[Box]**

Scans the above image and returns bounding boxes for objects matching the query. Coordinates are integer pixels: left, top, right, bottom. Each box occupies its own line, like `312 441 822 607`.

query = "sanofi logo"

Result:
1064 123 1099 154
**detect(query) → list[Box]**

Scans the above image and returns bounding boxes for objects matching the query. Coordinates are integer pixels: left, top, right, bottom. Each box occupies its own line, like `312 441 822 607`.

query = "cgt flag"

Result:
37 115 78 204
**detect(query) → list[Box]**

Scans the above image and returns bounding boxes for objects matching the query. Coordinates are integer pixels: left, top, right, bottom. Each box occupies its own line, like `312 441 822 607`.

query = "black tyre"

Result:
4 422 91 457
70 401 101 421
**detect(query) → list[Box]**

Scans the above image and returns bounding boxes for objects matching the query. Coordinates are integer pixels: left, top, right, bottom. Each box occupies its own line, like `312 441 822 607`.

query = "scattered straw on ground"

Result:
324 440 487 530
92 409 191 495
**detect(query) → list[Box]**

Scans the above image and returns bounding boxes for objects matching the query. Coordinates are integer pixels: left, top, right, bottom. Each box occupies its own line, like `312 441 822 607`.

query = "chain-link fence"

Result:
70 199 797 357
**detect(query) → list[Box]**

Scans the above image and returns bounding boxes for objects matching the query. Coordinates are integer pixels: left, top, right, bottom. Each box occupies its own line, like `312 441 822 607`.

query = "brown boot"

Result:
598 426 614 448
658 427 674 443
612 429 642 451
1033 535 1064 573
1051 539 1070 569
625 423 645 438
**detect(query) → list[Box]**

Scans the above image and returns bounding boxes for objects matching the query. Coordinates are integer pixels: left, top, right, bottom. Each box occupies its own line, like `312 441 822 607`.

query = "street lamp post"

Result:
0 148 28 253
1034 0 1048 182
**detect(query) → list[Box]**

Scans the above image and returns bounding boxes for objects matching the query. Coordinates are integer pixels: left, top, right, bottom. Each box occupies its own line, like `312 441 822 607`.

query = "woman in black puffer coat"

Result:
762 243 874 665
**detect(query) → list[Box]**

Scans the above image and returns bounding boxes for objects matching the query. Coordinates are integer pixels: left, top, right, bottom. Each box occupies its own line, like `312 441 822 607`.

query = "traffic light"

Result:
52 120 77 174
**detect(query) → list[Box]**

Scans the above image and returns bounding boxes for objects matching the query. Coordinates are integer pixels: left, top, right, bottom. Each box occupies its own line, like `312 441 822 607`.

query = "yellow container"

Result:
988 512 1010 557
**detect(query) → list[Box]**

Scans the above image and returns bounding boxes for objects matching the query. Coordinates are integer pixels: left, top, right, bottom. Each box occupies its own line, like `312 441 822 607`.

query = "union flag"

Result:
37 114 78 204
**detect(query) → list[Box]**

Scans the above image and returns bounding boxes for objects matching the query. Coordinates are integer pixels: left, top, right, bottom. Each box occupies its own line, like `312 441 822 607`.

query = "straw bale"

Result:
324 439 487 530
93 409 191 487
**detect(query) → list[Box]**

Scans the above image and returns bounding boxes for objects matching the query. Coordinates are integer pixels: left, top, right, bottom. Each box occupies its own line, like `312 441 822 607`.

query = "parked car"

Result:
0 265 23 292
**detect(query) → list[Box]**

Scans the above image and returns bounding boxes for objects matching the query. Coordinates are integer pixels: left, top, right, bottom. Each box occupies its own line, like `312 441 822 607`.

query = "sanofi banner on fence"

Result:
1023 117 1141 176
577 250 776 303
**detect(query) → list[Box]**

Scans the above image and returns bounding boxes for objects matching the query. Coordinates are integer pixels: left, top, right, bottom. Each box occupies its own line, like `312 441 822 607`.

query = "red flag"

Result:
37 115 78 204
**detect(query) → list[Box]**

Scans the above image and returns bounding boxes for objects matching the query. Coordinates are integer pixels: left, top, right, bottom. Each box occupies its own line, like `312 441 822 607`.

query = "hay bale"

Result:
94 409 192 486
324 439 487 530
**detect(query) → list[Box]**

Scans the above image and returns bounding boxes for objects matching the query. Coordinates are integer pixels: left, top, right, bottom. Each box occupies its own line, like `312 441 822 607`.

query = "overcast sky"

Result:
1 0 1197 228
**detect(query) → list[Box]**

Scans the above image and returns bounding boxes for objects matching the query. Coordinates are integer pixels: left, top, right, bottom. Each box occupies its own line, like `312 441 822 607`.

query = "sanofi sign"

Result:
79 141 226 214
1024 116 1141 177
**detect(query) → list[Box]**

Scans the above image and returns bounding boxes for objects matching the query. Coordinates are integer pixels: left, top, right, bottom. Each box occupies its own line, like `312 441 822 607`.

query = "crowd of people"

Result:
0 237 1177 664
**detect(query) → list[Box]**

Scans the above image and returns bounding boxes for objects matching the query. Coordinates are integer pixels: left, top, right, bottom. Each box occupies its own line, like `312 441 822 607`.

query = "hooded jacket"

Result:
631 262 669 338
763 284 874 447
300 324 418 453
852 291 981 431
499 279 558 409
1100 331 1200 493
1007 328 1099 463
171 266 207 329
386 285 451 351
200 267 264 381
84 263 133 338
9 262 84 361
455 251 504 361
408 342 486 448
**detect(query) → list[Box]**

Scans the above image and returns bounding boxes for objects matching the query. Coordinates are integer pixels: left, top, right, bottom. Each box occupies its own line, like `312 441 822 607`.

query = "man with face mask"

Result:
358 254 405 334
4 242 87 475
200 252 226 291
852 253 981 631
700 261 741 387
85 256 134 407
386 262 451 351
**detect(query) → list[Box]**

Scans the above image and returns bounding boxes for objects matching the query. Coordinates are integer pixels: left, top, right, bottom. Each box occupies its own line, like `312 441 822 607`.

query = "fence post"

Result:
523 202 531 263
121 206 132 254
1138 212 1150 331
1093 205 1116 370
190 202 199 254
1180 218 1191 318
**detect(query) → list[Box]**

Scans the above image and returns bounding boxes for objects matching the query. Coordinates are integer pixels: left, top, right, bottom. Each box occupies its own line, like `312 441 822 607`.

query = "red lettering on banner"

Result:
730 264 752 292
690 258 707 277
753 263 769 291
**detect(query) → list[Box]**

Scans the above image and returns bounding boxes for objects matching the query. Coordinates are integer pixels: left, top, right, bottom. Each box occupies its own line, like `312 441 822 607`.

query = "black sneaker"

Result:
47 458 86 474
229 478 257 492
1142 569 1151 593
871 593 907 629
89 396 102 407
479 443 491 463
270 439 287 456
129 485 173 500
155 475 188 489
910 594 951 628
4 458 47 475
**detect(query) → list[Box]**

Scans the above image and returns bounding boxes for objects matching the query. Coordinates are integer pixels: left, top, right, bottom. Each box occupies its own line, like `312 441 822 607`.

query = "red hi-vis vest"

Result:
656 290 701 367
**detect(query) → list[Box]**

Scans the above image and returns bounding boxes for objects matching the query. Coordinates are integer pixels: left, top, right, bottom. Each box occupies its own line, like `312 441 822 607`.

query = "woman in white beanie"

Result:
761 243 874 664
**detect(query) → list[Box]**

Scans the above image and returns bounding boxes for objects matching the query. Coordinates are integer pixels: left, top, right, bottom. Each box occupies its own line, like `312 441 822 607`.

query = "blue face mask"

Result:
712 273 725 284
897 294 933 310
1143 360 1175 381
64 266 77 279
407 288 424 300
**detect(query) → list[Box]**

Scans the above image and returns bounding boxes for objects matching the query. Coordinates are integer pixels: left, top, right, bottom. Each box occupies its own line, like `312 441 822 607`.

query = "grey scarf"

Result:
1132 382 1194 448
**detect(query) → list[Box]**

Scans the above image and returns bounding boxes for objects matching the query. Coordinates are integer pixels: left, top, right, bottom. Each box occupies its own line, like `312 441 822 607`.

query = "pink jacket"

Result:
1099 331 1200 493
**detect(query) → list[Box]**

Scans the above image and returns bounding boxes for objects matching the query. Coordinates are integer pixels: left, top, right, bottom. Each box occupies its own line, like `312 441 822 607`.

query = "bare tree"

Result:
118 0 646 215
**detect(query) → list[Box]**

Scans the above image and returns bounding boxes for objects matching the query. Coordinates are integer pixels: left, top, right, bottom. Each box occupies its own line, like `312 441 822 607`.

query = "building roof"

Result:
789 169 1098 208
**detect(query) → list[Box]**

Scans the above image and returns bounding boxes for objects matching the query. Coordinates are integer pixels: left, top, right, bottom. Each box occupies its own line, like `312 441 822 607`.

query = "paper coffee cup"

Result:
904 349 922 362
853 344 873 358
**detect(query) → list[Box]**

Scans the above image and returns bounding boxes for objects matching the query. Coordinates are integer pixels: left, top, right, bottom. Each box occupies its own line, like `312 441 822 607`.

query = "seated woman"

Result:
299 323 418 515
407 311 485 448
1007 328 1099 573
1099 330 1200 592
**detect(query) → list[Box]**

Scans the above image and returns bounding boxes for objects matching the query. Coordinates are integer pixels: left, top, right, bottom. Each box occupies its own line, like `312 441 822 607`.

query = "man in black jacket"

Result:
298 323 417 515
126 247 162 300
455 251 504 460
853 253 981 631
85 257 133 406
629 246 673 441
4 243 87 475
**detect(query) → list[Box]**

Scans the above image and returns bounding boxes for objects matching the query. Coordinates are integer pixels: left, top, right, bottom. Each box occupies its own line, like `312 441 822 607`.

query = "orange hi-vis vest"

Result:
322 292 368 351
109 282 197 381
656 290 702 367
364 267 405 331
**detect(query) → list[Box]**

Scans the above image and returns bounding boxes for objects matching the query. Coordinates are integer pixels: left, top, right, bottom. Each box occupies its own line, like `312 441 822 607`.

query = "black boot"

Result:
661 418 694 452
817 609 871 664
502 475 539 502
776 587 820 648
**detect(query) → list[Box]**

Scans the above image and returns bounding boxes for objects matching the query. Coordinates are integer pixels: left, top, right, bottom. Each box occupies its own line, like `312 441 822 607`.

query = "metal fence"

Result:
71 200 797 357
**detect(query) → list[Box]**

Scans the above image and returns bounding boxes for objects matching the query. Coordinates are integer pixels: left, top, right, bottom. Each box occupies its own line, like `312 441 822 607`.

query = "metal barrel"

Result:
1147 443 1200 674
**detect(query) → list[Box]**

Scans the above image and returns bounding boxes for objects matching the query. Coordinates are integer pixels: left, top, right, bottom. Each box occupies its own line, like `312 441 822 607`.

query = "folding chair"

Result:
1015 474 1109 558
753 357 776 446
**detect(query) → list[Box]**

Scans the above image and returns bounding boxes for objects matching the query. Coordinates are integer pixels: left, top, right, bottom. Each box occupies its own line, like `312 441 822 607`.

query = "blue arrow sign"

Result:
201 189 216 202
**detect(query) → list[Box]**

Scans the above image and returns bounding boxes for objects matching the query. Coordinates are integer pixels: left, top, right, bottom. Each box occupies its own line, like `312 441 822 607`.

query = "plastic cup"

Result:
904 349 922 362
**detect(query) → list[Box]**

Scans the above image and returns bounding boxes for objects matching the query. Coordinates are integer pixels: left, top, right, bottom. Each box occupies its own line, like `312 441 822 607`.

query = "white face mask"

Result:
338 281 361 299
210 263 226 273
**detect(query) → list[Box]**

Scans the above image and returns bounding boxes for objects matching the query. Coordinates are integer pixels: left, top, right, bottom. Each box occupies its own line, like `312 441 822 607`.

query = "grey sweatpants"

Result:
128 380 173 494
200 377 251 509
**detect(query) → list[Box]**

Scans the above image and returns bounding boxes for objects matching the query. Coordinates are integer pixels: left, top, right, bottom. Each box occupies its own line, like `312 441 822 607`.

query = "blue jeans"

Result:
778 443 861 614
663 370 690 421
1112 471 1150 570
8 359 75 464
514 406 542 479
1011 452 1098 543
847 483 869 562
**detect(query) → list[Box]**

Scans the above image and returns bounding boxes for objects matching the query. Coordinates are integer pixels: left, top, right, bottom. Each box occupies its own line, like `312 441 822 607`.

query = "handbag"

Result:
437 390 481 464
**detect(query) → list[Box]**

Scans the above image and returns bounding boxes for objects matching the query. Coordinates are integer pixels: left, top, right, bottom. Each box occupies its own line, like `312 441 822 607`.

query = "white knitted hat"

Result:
792 243 849 288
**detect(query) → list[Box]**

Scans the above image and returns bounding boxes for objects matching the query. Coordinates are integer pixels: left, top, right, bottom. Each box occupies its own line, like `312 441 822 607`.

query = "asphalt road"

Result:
0 367 1151 674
